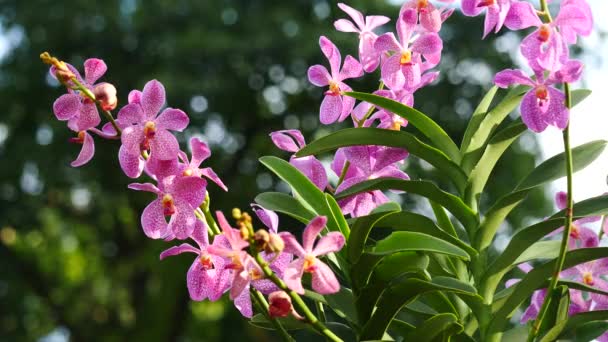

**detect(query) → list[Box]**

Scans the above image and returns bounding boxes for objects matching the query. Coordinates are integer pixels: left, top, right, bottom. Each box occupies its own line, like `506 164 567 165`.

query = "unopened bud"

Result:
267 233 284 254
232 208 242 220
93 82 118 111
239 226 250 240
254 229 270 250
268 291 292 318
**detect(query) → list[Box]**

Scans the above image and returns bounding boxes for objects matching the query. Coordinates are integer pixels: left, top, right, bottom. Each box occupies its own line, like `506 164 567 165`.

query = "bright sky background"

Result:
540 0 608 203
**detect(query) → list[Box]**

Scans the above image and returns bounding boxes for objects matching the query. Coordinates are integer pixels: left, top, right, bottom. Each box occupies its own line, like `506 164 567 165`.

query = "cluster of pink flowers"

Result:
465 0 593 132
272 1 454 217
509 191 608 340
46 58 346 319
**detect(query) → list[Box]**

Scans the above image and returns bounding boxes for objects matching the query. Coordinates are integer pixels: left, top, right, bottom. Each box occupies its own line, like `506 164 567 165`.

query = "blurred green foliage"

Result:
0 0 553 341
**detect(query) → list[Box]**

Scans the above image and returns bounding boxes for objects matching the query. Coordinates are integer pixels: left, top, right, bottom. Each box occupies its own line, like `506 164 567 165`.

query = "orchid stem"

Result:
527 83 574 342
71 77 122 136
251 288 295 342
253 253 343 342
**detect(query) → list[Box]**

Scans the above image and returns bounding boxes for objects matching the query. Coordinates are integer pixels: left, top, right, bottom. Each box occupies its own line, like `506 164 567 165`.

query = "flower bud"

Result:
268 291 292 318
239 226 250 240
232 208 242 220
267 233 284 254
254 229 270 250
93 82 118 111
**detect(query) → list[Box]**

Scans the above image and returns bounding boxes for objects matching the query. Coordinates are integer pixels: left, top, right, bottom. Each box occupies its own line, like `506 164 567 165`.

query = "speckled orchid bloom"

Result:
308 36 363 124
279 216 345 295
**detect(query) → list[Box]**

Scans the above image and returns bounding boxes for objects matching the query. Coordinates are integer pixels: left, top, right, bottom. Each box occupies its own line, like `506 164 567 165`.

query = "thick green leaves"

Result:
461 89 525 173
474 189 530 251
540 310 608 342
347 208 401 264
464 121 527 211
345 91 461 162
375 211 477 257
360 276 479 340
513 240 560 264
295 127 467 192
335 179 478 230
259 156 340 232
571 88 592 107
405 313 464 341
461 86 498 155
352 251 429 291
254 192 314 223
488 247 608 334
325 194 350 239
516 140 608 190
372 231 471 260
550 193 608 220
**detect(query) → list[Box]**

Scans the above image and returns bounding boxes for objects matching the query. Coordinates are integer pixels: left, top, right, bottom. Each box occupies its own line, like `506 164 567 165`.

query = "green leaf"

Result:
461 90 525 173
514 240 560 264
464 121 527 211
429 200 458 237
461 86 498 155
405 313 464 341
488 248 608 334
324 288 358 325
335 179 479 230
347 208 401 264
538 285 570 336
259 156 340 232
516 140 608 190
483 194 608 295
254 192 314 223
372 231 470 260
352 251 429 291
324 193 350 239
474 189 530 252
374 211 478 257
360 276 479 340
550 194 608 220
570 88 592 108
539 310 608 342
295 127 467 192
345 91 461 162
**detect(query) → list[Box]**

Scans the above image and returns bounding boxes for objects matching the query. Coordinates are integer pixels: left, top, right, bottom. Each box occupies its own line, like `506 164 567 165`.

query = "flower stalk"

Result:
527 82 574 341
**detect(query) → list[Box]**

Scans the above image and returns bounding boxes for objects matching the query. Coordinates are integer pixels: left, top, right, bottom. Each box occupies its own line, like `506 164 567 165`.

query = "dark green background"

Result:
0 0 580 340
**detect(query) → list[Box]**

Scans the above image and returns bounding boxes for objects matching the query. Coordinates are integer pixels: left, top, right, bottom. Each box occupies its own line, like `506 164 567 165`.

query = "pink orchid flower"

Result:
493 60 583 132
279 216 345 295
334 3 390 73
521 288 591 323
374 8 443 90
206 211 291 317
160 220 231 301
461 0 514 38
517 0 592 72
51 59 109 167
308 36 363 124
270 129 328 190
400 0 449 33
562 258 608 307
128 175 206 240
549 191 601 249
333 146 409 217
118 80 189 178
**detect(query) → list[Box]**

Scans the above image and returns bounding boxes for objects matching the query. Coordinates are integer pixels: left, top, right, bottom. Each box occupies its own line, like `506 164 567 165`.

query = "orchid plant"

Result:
38 0 608 341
